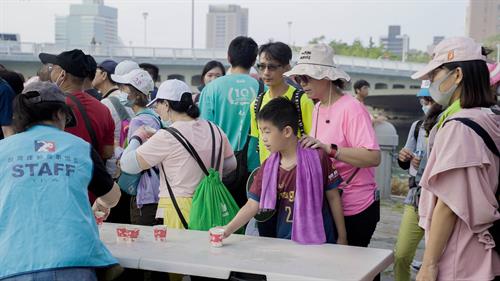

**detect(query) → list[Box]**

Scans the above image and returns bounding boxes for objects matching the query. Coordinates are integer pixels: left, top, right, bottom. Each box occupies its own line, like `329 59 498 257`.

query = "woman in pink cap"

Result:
411 37 499 281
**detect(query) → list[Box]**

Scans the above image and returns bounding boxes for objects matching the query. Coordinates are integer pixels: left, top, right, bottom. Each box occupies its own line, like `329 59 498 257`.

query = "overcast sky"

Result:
0 0 468 51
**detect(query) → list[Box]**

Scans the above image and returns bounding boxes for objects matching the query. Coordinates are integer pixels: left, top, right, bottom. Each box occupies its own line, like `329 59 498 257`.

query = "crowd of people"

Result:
0 35 499 281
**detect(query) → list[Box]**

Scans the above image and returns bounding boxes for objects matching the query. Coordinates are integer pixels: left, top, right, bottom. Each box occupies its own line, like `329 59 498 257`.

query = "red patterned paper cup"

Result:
127 227 140 242
153 225 167 242
116 226 128 242
209 227 224 247
94 211 105 226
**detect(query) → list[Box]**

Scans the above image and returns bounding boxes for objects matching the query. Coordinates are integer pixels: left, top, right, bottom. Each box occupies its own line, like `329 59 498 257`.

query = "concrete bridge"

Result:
0 42 426 93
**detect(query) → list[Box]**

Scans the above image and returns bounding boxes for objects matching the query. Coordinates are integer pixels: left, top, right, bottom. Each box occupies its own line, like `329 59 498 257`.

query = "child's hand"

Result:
337 236 348 245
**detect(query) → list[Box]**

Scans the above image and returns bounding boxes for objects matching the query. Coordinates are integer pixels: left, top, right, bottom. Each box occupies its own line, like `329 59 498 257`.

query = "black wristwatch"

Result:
329 143 338 158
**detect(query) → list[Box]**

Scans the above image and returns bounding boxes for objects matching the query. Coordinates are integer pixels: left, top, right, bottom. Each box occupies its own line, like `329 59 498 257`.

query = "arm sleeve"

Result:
88 147 114 197
119 139 143 174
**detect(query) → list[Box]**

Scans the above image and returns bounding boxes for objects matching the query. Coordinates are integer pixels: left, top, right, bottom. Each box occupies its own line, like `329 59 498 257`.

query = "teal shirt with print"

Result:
199 74 259 171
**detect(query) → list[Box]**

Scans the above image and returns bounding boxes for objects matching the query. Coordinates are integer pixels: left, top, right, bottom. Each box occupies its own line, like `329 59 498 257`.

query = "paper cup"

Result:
153 225 167 242
209 227 225 247
116 226 128 242
127 227 140 242
94 211 105 226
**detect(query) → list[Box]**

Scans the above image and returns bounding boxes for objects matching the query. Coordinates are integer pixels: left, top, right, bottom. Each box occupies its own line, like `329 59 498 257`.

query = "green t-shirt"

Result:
199 74 260 171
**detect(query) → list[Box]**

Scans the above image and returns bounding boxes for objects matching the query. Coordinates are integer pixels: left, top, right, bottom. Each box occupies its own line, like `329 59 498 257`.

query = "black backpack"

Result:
443 117 500 254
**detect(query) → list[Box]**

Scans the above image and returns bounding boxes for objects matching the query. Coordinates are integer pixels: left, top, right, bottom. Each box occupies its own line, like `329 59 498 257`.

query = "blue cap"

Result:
416 88 430 97
97 59 118 74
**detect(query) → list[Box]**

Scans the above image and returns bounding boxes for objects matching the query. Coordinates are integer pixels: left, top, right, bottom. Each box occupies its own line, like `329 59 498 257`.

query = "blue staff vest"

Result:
0 125 117 279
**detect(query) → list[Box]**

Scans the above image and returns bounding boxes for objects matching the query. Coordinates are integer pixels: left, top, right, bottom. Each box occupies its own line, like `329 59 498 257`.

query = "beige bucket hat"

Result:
284 43 350 82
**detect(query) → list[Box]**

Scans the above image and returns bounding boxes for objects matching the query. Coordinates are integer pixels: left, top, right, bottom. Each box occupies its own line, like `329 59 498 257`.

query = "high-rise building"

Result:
55 0 118 46
466 0 500 42
427 36 445 54
433 36 445 46
206 5 248 49
380 25 410 57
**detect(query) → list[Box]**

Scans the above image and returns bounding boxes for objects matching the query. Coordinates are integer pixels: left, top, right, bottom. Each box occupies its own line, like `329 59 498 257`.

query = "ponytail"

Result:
167 92 200 119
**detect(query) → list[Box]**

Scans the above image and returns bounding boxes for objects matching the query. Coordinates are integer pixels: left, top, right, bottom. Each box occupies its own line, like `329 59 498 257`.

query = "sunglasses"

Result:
294 75 312 85
256 63 282 72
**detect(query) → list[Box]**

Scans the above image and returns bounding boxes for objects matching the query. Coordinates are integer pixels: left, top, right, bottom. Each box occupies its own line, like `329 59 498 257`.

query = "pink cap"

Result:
412 37 486 80
488 63 500 86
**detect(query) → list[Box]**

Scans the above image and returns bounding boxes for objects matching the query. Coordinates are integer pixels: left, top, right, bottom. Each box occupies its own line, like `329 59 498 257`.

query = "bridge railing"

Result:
0 41 425 71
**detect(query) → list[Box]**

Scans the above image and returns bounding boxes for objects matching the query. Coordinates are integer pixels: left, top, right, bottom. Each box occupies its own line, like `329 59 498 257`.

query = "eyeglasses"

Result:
294 75 311 85
256 63 282 72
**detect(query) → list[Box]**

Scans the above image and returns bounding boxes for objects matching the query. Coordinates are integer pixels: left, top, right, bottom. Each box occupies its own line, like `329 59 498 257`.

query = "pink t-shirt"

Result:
136 119 234 198
312 94 380 216
419 108 500 280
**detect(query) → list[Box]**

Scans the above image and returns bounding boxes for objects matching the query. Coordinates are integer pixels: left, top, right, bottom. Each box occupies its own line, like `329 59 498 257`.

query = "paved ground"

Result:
369 198 425 281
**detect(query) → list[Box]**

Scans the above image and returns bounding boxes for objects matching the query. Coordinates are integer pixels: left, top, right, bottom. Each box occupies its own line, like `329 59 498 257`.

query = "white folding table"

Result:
100 223 393 281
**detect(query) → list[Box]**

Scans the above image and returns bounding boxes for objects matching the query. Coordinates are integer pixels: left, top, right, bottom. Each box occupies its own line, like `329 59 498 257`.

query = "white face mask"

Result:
422 105 431 115
155 103 173 126
429 70 458 107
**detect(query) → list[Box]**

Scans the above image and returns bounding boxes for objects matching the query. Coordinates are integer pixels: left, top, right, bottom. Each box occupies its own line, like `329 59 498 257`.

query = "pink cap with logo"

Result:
411 37 486 80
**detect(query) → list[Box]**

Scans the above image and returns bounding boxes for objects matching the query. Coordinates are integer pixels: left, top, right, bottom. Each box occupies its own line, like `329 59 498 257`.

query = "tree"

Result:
304 36 429 62
483 34 500 62
309 35 326 44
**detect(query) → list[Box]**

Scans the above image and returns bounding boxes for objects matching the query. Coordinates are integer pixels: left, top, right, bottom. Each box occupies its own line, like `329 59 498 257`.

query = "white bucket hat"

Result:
411 37 486 80
284 43 350 82
111 68 154 95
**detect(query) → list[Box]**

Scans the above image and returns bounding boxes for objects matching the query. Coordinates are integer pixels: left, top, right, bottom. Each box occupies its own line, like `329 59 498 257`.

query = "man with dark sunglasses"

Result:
251 42 314 164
